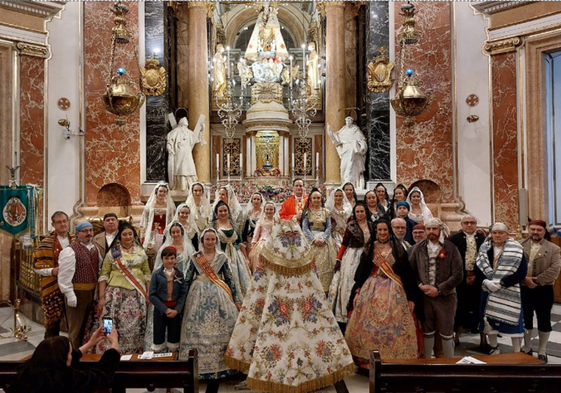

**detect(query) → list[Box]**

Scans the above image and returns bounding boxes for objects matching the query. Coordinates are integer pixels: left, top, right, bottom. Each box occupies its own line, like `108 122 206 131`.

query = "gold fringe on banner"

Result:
246 362 355 393
223 354 251 373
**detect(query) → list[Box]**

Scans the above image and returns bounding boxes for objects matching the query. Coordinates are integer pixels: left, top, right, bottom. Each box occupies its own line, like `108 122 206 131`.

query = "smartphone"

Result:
102 317 113 335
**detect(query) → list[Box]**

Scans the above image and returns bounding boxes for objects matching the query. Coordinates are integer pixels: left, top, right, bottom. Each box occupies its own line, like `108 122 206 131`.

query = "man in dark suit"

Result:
449 215 487 351
93 213 118 260
520 220 561 362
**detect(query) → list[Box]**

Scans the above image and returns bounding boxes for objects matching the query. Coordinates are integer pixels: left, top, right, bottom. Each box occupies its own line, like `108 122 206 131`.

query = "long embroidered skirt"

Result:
98 286 146 354
224 261 354 393
311 231 338 292
345 274 417 364
179 277 239 379
224 246 251 299
328 246 365 324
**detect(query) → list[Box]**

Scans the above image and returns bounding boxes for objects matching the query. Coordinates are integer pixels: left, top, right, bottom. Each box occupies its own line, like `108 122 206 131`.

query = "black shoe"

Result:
538 354 548 363
522 348 533 356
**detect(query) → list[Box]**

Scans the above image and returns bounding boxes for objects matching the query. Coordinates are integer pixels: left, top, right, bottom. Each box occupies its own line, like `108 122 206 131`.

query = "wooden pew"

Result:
369 351 561 393
0 348 198 393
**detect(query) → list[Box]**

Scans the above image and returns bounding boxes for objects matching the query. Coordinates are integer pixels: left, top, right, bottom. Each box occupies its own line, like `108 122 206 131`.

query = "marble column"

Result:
145 2 169 181
187 2 212 184
324 1 346 185
365 2 391 182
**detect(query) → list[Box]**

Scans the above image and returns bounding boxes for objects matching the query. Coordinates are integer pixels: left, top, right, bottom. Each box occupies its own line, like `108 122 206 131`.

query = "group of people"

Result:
28 178 561 393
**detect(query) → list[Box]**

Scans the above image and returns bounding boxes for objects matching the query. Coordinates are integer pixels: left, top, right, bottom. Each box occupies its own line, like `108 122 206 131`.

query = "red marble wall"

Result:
20 55 44 231
394 2 453 203
491 52 518 229
84 1 141 206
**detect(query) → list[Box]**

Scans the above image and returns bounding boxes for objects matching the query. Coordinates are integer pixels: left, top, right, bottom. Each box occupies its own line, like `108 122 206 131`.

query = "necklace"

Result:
378 238 390 244
122 243 134 252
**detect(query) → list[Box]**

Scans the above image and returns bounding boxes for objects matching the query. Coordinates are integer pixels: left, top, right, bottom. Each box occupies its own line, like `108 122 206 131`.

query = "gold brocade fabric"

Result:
465 234 477 271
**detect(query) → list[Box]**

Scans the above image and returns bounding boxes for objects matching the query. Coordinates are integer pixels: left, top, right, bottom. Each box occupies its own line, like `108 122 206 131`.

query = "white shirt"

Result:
33 234 71 277
58 242 100 298
105 232 117 248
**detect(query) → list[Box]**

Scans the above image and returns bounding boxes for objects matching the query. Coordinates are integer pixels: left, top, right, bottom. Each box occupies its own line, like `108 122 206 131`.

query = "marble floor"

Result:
0 304 560 392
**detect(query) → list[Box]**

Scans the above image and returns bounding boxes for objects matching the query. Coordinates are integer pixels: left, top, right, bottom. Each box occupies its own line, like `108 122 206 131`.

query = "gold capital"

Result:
484 37 522 55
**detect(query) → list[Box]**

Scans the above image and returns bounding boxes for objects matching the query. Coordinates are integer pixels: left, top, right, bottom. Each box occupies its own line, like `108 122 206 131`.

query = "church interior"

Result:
1 1 561 392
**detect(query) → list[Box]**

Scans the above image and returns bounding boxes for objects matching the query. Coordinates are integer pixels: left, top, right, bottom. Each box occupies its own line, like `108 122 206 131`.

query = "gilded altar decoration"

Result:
140 57 167 96
398 2 421 45
367 47 394 93
102 2 145 126
251 82 283 105
294 138 312 176
223 138 241 177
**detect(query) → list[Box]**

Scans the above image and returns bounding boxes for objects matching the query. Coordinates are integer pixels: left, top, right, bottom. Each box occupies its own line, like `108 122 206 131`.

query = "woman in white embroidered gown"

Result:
224 220 354 393
140 182 176 251
144 221 195 352
179 228 240 379
248 201 276 272
406 186 433 224
172 202 199 251
185 182 211 234
211 185 244 233
242 192 264 261
326 187 352 252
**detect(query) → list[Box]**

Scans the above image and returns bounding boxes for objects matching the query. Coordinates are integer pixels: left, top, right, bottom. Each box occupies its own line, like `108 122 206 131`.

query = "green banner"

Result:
0 185 35 236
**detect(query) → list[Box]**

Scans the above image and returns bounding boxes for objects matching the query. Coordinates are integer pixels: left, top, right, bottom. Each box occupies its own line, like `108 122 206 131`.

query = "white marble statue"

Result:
167 114 206 192
306 42 319 96
327 117 368 189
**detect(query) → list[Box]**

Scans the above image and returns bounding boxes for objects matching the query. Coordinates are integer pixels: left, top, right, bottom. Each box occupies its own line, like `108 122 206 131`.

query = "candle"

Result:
227 154 231 172
292 153 295 170
304 153 307 172
316 152 319 168
226 46 231 79
289 56 293 88
301 44 306 76
240 153 243 175
216 153 219 170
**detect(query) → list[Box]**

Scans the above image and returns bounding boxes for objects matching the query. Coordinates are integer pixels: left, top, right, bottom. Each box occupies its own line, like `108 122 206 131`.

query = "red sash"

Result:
373 248 404 290
111 246 148 299
194 252 234 302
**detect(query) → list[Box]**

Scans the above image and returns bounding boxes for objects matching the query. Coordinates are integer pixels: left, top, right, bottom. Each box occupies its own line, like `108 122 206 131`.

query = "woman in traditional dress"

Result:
248 201 276 273
212 201 251 298
98 223 151 354
186 182 211 233
140 182 176 252
242 192 264 249
179 228 240 380
343 182 358 208
326 187 352 252
328 202 374 333
172 203 199 251
301 188 338 293
406 186 433 224
144 221 195 351
364 190 385 222
212 185 245 233
224 220 354 393
375 183 390 215
345 219 418 365
389 184 408 219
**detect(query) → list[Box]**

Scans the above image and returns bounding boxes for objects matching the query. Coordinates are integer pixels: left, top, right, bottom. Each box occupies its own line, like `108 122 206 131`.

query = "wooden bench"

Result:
369 351 561 393
0 349 198 393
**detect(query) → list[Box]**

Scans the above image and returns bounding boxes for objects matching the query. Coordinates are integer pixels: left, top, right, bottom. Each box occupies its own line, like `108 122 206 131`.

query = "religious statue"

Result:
237 58 253 88
327 117 368 189
306 42 319 96
167 114 207 191
212 44 227 98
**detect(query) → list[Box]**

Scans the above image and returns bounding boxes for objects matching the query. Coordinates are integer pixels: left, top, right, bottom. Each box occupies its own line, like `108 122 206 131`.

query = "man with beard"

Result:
449 215 487 350
519 220 560 362
93 213 119 259
392 217 411 251
410 218 463 358
58 221 101 349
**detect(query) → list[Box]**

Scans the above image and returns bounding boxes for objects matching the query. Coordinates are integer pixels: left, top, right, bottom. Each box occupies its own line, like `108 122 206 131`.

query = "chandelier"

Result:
216 79 244 139
290 79 317 138
102 1 145 127
391 2 432 128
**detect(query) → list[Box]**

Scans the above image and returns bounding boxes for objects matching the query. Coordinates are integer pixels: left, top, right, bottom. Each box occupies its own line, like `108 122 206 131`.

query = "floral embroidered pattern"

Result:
268 296 294 327
262 344 283 367
297 295 322 323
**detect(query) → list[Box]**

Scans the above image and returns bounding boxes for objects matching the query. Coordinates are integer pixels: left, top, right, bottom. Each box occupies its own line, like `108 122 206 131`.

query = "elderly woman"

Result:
140 182 176 251
364 190 385 222
212 201 252 298
98 223 151 354
186 182 211 233
301 188 338 292
475 223 527 355
179 228 240 379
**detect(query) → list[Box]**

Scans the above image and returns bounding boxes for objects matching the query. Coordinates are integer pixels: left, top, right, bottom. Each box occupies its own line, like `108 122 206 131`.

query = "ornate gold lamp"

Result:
102 2 145 126
391 2 432 128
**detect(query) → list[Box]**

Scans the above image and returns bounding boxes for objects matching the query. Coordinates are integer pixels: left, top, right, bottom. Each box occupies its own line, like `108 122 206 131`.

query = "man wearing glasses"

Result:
449 215 487 351
32 211 74 338
58 221 101 349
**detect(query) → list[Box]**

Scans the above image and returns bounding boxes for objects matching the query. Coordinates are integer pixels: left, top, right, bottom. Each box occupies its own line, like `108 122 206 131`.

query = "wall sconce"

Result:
58 118 84 140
